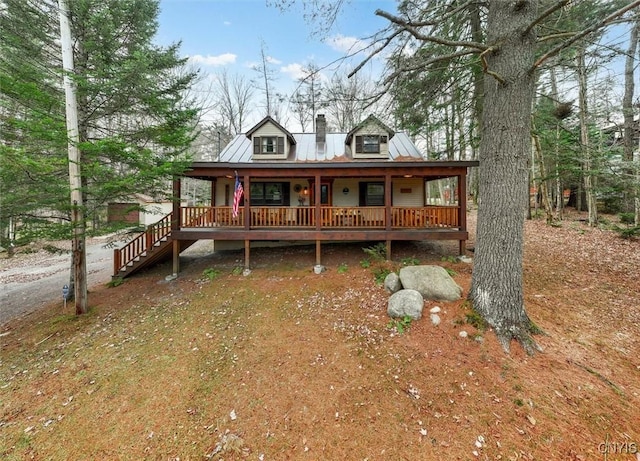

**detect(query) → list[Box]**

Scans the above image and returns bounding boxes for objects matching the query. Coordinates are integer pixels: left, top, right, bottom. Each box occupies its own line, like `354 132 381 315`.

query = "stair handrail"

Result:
113 207 210 276
113 213 173 276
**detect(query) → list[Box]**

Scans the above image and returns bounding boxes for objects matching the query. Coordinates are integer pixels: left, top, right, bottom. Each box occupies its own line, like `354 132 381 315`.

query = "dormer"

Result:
246 116 296 160
345 115 395 159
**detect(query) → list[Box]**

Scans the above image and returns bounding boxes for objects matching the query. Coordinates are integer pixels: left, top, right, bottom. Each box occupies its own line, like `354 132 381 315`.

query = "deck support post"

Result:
386 240 391 261
315 240 321 266
244 240 250 269
172 239 180 276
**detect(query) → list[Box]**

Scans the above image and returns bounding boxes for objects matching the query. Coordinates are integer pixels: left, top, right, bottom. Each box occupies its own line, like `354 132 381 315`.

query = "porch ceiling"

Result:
183 161 479 180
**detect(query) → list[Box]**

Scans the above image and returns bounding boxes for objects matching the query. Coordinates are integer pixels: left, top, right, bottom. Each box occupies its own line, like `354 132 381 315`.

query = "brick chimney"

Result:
315 114 326 143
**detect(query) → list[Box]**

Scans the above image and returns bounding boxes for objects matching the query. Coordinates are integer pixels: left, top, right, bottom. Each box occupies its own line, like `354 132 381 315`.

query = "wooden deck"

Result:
114 205 467 278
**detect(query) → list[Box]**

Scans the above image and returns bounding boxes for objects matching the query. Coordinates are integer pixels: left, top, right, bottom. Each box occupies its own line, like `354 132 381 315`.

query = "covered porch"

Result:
169 161 476 273
112 161 477 278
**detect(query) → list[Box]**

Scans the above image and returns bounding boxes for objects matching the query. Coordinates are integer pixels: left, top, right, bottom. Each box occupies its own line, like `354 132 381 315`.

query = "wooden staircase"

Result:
112 212 196 279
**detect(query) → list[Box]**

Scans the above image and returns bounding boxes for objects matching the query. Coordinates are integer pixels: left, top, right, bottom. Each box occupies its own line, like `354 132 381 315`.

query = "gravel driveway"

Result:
0 238 115 326
0 239 215 326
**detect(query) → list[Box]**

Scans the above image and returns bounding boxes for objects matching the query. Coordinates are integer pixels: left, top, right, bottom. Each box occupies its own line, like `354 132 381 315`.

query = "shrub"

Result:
362 243 387 262
202 268 221 281
619 212 636 226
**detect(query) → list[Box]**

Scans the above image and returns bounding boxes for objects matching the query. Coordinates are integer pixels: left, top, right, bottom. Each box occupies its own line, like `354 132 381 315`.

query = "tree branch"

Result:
537 32 579 43
397 0 478 27
532 0 640 70
383 49 478 85
523 0 571 37
347 29 403 78
375 9 488 52
480 48 505 85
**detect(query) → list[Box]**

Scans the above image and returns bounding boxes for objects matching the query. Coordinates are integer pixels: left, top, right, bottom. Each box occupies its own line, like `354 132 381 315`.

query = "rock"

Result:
398 265 463 301
313 265 326 274
458 255 473 264
459 330 468 338
429 306 441 314
384 272 402 294
430 313 441 326
387 289 424 320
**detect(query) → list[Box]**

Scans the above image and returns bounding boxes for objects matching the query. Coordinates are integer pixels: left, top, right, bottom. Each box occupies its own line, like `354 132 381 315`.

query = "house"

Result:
107 194 181 227
113 114 478 278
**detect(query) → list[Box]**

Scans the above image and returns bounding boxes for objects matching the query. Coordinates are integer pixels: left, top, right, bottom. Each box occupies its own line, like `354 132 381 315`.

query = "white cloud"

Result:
244 56 282 70
280 63 306 81
189 53 237 66
223 21 231 26
325 34 369 55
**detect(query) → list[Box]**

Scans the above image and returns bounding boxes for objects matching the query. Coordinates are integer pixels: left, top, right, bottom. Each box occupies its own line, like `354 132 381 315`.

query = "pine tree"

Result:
1 0 200 314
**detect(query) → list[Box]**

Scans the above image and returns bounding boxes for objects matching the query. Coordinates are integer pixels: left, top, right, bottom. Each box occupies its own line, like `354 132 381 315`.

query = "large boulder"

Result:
383 271 402 294
387 289 424 320
398 265 462 302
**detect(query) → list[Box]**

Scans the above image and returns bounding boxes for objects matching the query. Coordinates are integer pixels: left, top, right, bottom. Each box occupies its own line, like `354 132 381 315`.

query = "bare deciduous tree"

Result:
212 69 254 135
323 72 376 132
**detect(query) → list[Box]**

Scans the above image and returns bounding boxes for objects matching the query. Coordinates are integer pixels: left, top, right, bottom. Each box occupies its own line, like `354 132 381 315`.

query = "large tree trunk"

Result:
623 16 640 222
532 126 554 224
577 48 598 227
467 1 484 204
470 0 541 354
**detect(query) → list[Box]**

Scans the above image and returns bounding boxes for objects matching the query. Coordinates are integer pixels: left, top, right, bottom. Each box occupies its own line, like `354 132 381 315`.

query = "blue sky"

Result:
156 0 397 99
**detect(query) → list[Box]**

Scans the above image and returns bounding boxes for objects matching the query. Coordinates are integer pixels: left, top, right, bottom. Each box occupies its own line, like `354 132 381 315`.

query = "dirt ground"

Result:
1 210 639 460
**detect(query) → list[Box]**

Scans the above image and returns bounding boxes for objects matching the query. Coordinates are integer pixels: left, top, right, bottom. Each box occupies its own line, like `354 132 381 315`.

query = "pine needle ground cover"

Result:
1 212 639 460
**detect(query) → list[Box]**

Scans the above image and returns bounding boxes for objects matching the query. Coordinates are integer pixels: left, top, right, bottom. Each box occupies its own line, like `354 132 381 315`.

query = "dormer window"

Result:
356 135 388 154
262 137 277 153
254 136 285 155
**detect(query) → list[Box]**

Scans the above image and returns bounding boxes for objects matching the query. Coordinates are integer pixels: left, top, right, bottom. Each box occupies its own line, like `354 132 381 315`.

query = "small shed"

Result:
107 194 175 226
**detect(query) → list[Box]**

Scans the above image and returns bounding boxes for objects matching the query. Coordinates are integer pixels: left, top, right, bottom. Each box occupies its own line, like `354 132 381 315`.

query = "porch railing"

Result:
179 206 459 229
114 205 461 276
113 213 173 275
113 207 212 275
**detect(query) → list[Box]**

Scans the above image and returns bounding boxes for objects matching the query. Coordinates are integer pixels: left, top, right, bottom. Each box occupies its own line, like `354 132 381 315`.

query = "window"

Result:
249 182 290 206
359 182 385 206
262 137 276 153
355 135 387 154
253 136 285 155
363 135 380 153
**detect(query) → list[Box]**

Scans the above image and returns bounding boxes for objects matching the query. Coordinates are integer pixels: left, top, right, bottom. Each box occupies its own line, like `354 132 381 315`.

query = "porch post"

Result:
243 174 250 230
172 178 181 231
210 179 216 224
385 174 392 230
386 240 391 262
171 178 181 276
458 172 468 255
314 173 321 230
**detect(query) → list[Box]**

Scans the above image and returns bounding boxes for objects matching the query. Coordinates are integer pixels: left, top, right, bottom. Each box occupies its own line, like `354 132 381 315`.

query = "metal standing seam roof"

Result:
217 132 424 163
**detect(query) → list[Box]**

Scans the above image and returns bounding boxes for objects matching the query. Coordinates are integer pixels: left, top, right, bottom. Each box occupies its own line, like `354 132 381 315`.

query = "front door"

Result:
310 182 332 206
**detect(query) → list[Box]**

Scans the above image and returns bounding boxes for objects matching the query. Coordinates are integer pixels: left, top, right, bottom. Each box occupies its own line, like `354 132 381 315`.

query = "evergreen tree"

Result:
1 0 199 244
0 0 69 246
1 0 199 314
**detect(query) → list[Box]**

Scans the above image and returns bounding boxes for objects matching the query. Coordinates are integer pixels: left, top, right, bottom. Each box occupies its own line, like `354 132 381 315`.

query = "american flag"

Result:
232 175 243 218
